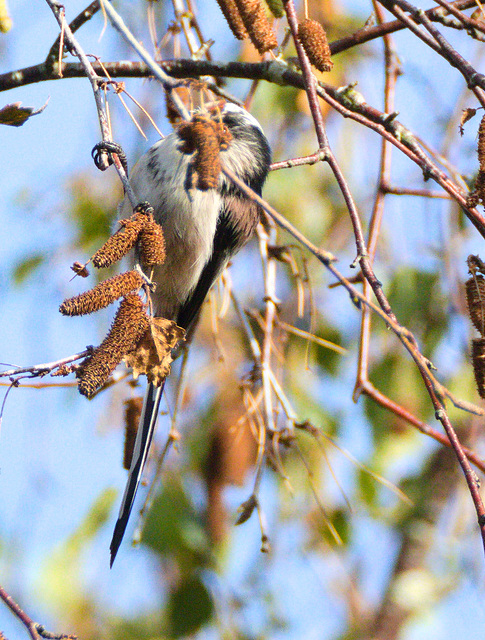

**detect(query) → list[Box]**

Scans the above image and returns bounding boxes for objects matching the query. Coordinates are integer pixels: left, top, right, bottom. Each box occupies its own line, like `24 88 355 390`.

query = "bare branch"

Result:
0 584 76 640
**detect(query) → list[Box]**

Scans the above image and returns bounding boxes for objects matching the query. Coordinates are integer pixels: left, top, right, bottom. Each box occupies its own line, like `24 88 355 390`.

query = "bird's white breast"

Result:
118 134 222 319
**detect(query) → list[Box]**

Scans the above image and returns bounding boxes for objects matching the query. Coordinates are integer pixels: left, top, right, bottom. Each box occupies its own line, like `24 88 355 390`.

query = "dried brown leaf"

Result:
71 261 90 278
460 107 477 135
124 317 185 386
0 99 48 127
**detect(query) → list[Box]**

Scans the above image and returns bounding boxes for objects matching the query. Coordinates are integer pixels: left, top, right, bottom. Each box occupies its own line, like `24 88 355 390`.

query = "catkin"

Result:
468 170 485 208
92 212 148 268
233 0 278 54
138 219 166 266
215 0 248 39
466 273 485 335
472 338 485 399
123 397 143 470
60 270 144 316
476 170 485 206
165 90 183 126
467 254 485 275
178 117 223 190
77 294 149 397
193 130 221 190
298 18 333 72
478 114 485 171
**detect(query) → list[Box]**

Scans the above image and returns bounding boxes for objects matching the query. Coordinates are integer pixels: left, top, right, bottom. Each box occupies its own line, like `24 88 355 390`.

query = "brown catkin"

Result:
60 270 144 316
476 169 485 206
77 294 149 397
478 114 485 171
472 338 485 398
194 132 221 190
165 90 183 126
298 18 333 72
178 117 223 190
467 188 480 209
123 396 143 470
92 212 148 268
138 219 166 266
466 273 485 335
215 0 248 39
234 0 278 54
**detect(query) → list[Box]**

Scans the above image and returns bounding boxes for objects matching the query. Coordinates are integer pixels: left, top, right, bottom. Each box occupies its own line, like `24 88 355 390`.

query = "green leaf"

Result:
167 574 214 638
68 177 114 249
263 0 284 18
0 100 48 126
141 476 209 569
357 467 377 507
386 267 448 354
13 253 45 284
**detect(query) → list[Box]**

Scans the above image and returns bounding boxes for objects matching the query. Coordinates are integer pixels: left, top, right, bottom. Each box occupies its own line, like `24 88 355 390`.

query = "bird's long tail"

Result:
110 380 164 567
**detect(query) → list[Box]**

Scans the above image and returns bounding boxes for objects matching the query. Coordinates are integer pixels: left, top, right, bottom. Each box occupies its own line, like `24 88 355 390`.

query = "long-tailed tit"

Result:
110 103 271 565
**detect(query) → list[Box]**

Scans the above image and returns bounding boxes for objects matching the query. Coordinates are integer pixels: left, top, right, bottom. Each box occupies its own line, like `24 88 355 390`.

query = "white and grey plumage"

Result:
110 103 271 565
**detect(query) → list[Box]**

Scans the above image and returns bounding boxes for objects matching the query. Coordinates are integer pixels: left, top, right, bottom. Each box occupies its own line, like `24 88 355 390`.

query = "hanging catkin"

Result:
77 294 149 397
298 18 333 72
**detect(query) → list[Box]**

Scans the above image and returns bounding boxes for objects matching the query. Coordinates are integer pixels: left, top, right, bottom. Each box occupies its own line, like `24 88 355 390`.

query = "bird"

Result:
109 102 271 566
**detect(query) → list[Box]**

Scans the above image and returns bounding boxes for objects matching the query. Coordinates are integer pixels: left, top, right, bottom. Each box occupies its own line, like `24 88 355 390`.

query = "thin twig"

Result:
45 0 100 66
378 0 485 108
222 164 485 551
44 0 135 203
0 584 76 640
99 0 189 119
330 0 484 55
381 184 452 198
0 350 89 378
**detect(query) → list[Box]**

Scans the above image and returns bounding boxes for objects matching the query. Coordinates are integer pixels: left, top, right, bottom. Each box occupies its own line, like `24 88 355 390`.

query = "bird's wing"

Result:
177 196 260 331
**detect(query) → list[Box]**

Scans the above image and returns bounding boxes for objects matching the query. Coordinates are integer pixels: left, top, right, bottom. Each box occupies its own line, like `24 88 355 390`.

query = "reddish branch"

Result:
330 0 485 55
378 0 485 107
223 166 485 552
0 584 76 640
